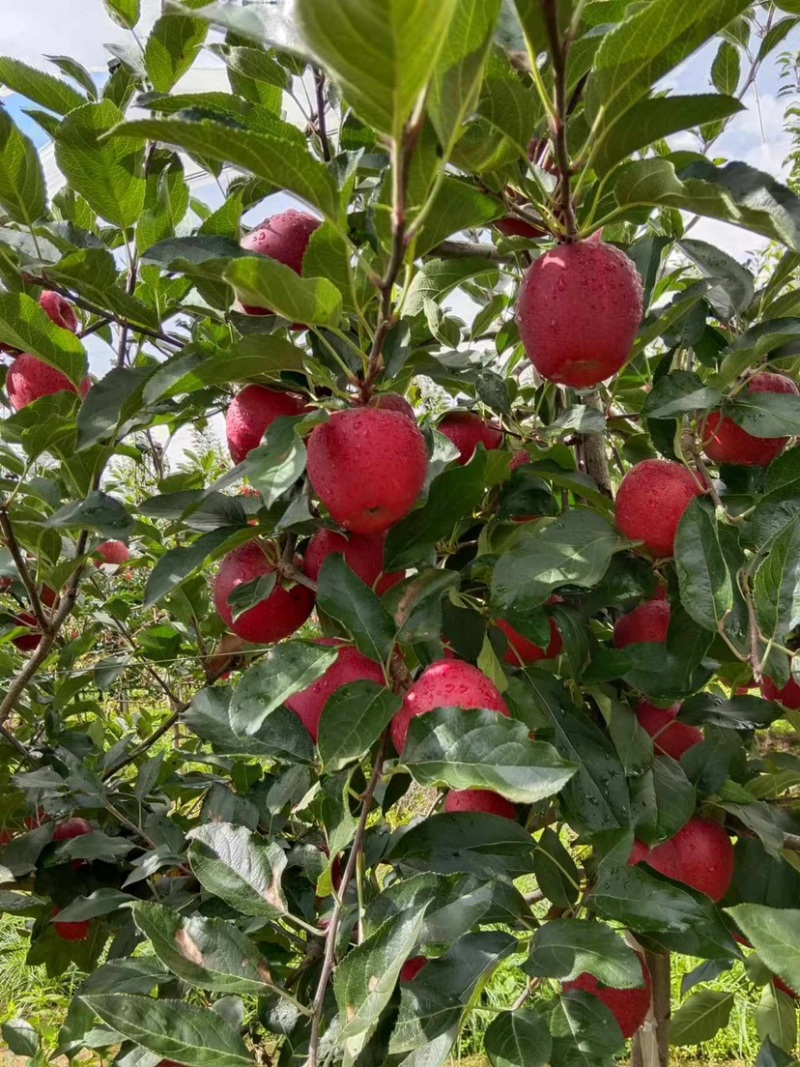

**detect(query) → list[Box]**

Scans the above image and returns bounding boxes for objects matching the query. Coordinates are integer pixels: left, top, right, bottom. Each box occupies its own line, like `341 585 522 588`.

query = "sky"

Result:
1 2 799 399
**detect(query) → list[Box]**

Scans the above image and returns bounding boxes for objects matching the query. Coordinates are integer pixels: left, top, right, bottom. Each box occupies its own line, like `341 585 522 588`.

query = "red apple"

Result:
563 956 652 1039
400 956 428 983
238 209 321 315
629 816 734 901
614 600 670 649
226 385 308 465
510 450 530 471
52 817 93 842
303 529 405 593
498 612 563 665
391 659 509 754
635 702 703 760
10 612 41 651
761 673 800 710
369 393 416 421
213 540 315 644
39 292 79 333
517 241 643 388
285 638 385 741
495 217 547 240
703 373 800 468
93 541 130 567
444 789 516 819
53 907 90 942
773 977 799 1001
615 459 704 558
7 354 91 411
438 412 503 466
0 829 13 846
307 408 428 534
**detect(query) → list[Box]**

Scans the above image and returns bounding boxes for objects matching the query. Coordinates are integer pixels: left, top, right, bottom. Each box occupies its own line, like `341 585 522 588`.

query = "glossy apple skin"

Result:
635 701 703 760
629 817 735 901
285 638 385 741
238 209 321 315
614 600 671 649
444 789 517 820
7 354 91 411
226 385 307 464
704 372 800 467
615 459 704 558
213 541 314 644
438 412 503 466
563 956 652 1039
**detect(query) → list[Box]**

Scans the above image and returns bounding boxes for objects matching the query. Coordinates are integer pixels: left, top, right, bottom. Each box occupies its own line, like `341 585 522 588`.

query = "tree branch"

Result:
0 507 48 629
542 0 578 241
314 69 331 162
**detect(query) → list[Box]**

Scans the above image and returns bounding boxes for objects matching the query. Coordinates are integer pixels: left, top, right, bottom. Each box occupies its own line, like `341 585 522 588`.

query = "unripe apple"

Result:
615 459 704 558
635 701 703 760
498 613 563 665
391 659 509 754
369 393 416 421
238 209 321 315
629 816 734 901
444 788 517 820
285 638 385 741
438 412 503 466
226 385 308 465
703 372 800 467
761 673 800 710
53 911 90 942
213 540 315 644
7 354 91 411
517 241 643 388
93 541 130 567
563 956 652 1038
613 600 670 649
307 408 428 534
11 612 41 651
400 956 428 983
40 291 79 333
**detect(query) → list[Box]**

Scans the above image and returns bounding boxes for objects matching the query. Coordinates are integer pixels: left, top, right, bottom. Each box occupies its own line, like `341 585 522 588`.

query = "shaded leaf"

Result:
187 823 286 919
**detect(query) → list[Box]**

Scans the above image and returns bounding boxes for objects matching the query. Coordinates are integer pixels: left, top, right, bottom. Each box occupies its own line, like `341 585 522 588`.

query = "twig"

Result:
314 69 331 162
542 0 578 241
307 734 388 1067
0 507 48 629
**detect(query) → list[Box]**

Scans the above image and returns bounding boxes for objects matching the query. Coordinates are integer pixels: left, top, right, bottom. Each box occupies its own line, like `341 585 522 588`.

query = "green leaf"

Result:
756 984 798 1054
386 812 536 878
335 907 428 1061
105 0 140 29
304 221 358 313
294 0 458 137
49 248 160 331
414 177 501 256
0 56 87 114
754 515 800 646
614 158 800 252
642 370 722 419
144 529 238 609
595 93 743 176
730 391 800 438
716 318 800 388
133 902 272 995
0 292 87 385
224 256 341 327
45 491 133 538
584 0 751 134
227 573 278 623
187 822 286 919
236 416 307 508
55 888 137 921
76 367 151 450
0 110 47 225
229 641 339 736
728 905 800 995
478 47 542 155
317 555 396 664
83 995 253 1067
385 452 489 569
680 238 755 317
318 681 400 772
533 827 581 907
492 510 620 617
390 931 517 1053
112 117 341 224
679 693 782 730
184 687 314 764
675 498 732 632
144 14 207 93
608 702 654 777
527 919 644 987
550 991 625 1064
403 707 576 803
484 1007 551 1067
671 990 735 1046
711 41 741 94
55 101 146 227
1 1019 38 1057
631 757 697 846
428 0 502 154
405 258 499 318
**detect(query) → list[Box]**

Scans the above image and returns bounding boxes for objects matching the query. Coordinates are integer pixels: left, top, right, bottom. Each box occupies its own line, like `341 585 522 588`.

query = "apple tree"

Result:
1 1 800 1065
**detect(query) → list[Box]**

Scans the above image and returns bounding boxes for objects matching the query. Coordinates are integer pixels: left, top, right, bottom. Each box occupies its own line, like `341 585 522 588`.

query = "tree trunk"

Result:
632 950 671 1067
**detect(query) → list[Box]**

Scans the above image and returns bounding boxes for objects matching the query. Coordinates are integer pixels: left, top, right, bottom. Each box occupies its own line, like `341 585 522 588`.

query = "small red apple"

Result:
53 907 90 942
635 701 703 760
510 450 530 471
629 816 734 901
761 673 800 710
302 528 404 592
497 611 563 665
307 408 428 534
238 209 321 315
517 241 643 388
285 639 385 741
226 385 308 465
400 956 428 983
52 817 93 842
495 217 547 240
7 354 91 411
444 789 517 819
773 977 799 1001
10 612 41 651
0 829 13 846
614 600 670 649
563 956 652 1039
438 412 503 466
39 292 79 333
391 659 509 755
703 372 800 468
369 393 416 421
93 541 130 567
615 459 704 558
213 540 315 644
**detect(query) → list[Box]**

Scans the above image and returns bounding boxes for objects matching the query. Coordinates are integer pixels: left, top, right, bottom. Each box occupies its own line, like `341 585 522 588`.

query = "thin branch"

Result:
542 0 578 241
314 69 331 162
0 507 48 629
308 734 388 1067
